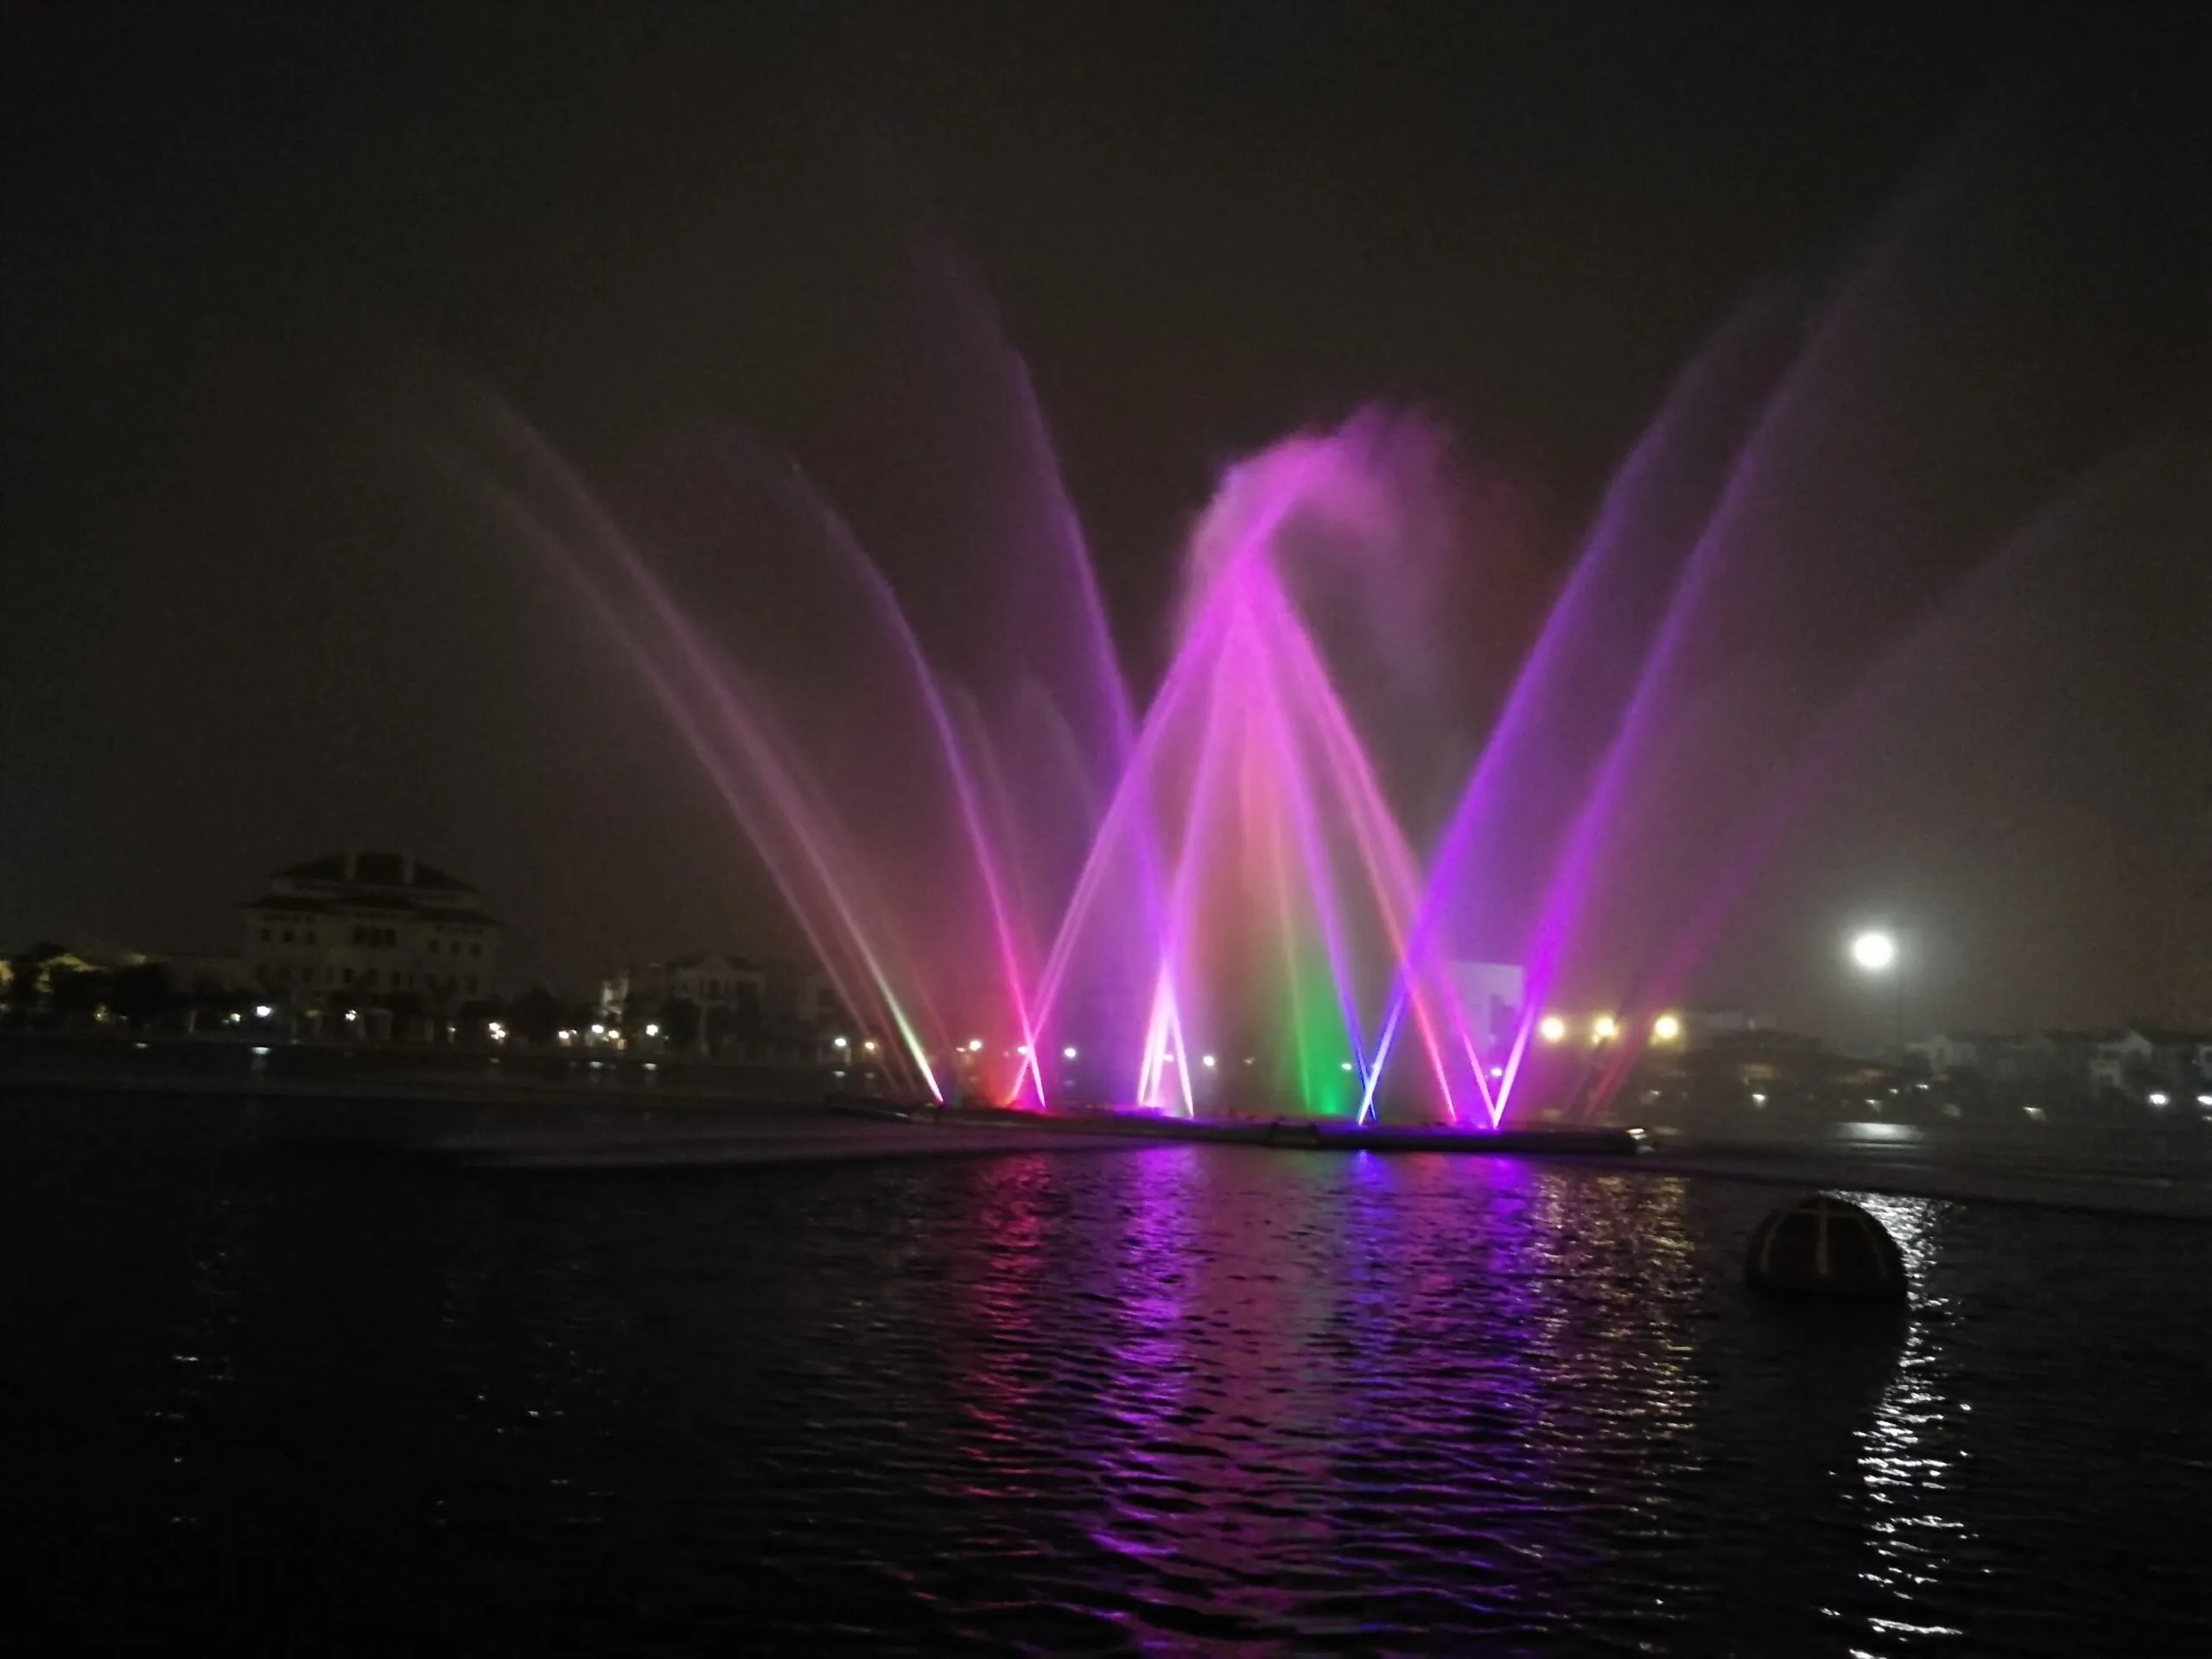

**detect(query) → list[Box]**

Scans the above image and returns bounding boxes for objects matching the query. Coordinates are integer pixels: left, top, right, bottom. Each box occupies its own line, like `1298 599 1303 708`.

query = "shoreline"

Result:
8 1059 2211 1218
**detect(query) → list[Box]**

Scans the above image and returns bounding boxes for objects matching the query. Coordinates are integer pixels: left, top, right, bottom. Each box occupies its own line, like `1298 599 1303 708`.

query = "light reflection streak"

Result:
1842 1193 1971 1650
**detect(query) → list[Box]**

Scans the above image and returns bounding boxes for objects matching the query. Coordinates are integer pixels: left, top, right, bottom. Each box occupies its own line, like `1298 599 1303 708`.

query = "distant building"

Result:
599 952 767 1031
243 851 500 1006
1978 1031 2096 1098
2089 1026 2212 1100
763 958 844 1034
1906 1031 2002 1076
1676 1027 1892 1097
596 953 849 1059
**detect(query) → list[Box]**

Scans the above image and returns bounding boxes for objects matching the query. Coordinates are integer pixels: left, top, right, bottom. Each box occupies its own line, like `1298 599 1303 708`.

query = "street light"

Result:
1592 1015 1618 1042
1652 1013 1682 1043
1848 926 1905 1046
1538 1014 1567 1044
1850 930 1897 972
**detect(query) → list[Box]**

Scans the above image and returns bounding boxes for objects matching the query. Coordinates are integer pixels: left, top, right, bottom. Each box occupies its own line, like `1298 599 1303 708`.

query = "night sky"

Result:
4 2 2206 1036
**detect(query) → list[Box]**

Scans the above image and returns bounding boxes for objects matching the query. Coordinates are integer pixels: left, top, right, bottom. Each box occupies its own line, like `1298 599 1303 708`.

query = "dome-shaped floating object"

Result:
1745 1193 1909 1301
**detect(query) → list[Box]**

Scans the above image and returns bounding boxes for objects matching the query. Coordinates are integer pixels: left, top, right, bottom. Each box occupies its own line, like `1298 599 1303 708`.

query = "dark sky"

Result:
4 1 2206 1034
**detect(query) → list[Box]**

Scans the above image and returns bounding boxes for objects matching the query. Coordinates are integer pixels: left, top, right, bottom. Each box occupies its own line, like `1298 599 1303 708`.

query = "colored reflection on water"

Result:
7 1096 2210 1652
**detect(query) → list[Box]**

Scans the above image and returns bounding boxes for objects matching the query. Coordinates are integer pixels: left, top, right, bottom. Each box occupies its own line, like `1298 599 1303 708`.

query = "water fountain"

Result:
475 405 1501 1123
457 117 2196 1131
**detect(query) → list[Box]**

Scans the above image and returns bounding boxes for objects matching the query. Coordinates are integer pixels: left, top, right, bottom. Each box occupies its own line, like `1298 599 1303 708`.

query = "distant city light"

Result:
832 1035 849 1050
863 1039 879 1053
2198 1094 2212 1108
1539 1014 1567 1044
1062 1046 1078 1060
589 1023 604 1036
2149 1091 2171 1107
644 1022 659 1038
344 1010 358 1022
1201 1053 1217 1068
966 1038 984 1053
1652 1013 1682 1043
253 1004 273 1020
1850 929 1897 972
1014 1044 1029 1057
1339 1060 1354 1072
1592 1015 1618 1041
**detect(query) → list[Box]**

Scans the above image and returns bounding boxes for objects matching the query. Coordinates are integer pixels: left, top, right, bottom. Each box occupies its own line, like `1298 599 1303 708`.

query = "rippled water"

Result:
7 1095 2209 1653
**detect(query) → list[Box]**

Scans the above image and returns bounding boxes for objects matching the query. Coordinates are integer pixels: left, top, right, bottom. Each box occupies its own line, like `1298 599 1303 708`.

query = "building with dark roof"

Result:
244 851 500 1008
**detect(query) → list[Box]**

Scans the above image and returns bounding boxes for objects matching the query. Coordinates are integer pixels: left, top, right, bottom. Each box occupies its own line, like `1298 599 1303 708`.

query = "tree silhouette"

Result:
110 962 174 1031
662 996 702 1052
510 986 564 1046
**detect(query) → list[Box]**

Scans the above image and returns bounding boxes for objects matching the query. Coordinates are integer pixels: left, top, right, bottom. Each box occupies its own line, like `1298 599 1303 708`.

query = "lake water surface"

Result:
6 1094 2209 1653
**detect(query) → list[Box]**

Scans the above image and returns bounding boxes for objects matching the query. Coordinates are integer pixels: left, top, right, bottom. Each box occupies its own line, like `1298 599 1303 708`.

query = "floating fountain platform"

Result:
929 1103 1644 1157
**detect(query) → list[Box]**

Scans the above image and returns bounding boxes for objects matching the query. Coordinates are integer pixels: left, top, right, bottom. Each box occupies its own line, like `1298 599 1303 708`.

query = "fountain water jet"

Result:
452 115 2195 1125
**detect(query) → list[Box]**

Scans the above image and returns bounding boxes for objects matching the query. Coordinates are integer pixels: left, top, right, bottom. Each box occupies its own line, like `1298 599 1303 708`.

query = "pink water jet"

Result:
459 130 2164 1125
